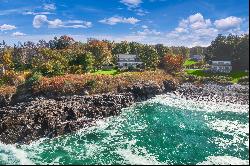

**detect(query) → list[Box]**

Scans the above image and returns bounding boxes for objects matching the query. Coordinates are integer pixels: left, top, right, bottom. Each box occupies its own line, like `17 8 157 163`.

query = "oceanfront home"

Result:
190 54 203 62
117 54 143 69
210 61 232 73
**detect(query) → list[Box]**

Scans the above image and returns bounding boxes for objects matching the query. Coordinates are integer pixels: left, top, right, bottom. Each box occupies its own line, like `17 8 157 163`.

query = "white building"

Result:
117 54 143 69
190 54 203 61
211 61 232 73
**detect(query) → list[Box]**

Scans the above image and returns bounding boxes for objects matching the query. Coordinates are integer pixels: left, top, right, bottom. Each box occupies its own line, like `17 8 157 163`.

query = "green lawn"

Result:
183 59 198 67
185 69 249 83
93 69 120 76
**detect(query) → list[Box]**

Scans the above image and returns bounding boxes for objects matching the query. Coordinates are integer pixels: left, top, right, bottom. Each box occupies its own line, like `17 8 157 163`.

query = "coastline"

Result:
0 80 248 145
0 80 177 144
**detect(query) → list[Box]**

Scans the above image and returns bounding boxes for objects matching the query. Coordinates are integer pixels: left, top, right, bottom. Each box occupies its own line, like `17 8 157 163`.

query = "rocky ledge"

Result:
176 83 249 105
0 80 177 144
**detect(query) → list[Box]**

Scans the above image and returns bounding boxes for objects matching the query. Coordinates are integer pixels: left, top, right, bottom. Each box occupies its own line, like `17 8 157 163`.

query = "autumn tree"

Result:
161 54 185 74
87 39 112 70
49 35 75 50
32 48 68 76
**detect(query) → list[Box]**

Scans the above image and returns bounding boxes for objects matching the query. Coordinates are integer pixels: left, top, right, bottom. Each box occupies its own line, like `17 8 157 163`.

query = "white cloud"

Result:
99 16 140 25
0 24 16 31
167 13 219 46
214 16 242 30
188 13 204 23
134 8 149 16
174 27 188 33
142 25 148 29
47 19 64 28
120 0 142 8
33 15 92 28
137 28 161 36
33 15 48 28
12 31 26 36
23 11 53 15
43 4 56 11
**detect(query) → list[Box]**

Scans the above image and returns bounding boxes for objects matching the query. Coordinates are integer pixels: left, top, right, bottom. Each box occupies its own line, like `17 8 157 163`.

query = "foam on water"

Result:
0 143 34 165
197 156 249 165
0 93 249 165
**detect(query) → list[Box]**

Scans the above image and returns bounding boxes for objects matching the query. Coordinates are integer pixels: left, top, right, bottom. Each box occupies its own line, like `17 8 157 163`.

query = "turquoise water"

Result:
0 94 249 165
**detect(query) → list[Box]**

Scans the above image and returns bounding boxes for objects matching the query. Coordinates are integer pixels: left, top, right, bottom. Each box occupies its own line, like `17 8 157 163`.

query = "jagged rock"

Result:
0 81 178 145
163 80 177 92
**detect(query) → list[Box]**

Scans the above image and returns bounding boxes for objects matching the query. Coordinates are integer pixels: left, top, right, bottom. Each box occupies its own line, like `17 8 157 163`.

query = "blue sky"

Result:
0 0 249 47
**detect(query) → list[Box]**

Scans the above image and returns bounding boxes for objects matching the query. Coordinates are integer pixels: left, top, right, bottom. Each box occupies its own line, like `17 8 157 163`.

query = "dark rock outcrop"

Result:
0 80 177 144
0 93 135 144
118 81 164 101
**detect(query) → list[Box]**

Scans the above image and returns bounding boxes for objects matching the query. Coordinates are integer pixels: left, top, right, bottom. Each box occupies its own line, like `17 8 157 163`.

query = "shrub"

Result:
32 70 176 96
0 70 25 86
25 72 43 85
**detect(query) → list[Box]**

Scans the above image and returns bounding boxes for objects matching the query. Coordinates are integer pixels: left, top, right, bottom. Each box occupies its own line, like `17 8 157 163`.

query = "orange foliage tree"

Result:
161 54 185 74
87 39 112 70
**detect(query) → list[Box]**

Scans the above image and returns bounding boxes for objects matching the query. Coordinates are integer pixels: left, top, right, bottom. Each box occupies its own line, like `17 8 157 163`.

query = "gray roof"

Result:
212 61 232 66
118 54 137 59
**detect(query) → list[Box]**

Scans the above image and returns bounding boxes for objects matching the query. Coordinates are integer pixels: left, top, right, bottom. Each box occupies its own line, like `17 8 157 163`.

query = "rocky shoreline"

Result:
0 81 248 145
0 80 177 144
176 83 249 105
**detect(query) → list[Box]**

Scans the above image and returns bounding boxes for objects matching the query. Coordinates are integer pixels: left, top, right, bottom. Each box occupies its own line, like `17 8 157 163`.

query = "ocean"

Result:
0 93 249 165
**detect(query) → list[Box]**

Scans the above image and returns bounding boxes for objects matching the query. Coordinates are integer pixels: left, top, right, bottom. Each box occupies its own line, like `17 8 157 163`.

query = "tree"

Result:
69 50 94 73
11 41 39 70
49 35 75 50
161 54 185 74
112 41 130 55
32 48 68 76
129 42 142 55
1 49 13 70
154 44 171 58
140 45 159 69
205 33 248 71
87 39 112 70
234 34 249 70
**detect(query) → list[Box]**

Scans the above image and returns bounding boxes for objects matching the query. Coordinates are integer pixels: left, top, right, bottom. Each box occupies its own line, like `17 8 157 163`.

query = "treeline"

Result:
205 34 249 71
0 33 248 79
0 36 191 77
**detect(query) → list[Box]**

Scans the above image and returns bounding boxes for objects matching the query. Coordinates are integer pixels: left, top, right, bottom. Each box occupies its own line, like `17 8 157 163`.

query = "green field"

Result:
183 59 198 67
186 69 249 83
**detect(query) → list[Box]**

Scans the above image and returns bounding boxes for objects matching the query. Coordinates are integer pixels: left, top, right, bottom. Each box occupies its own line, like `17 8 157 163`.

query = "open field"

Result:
185 69 249 83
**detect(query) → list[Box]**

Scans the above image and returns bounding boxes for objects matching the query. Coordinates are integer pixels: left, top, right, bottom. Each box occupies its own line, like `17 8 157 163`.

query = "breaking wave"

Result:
0 93 249 165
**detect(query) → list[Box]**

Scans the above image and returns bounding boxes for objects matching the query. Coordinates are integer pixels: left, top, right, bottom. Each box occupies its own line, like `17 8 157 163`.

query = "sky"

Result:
0 0 249 47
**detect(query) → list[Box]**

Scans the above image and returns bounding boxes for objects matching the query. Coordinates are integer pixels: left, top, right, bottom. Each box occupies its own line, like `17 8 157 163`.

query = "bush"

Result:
32 71 176 96
0 70 25 86
25 72 43 85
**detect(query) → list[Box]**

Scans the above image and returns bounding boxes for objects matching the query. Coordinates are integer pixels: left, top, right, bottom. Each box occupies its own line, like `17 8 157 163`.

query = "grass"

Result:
183 59 198 67
93 69 121 76
185 69 249 83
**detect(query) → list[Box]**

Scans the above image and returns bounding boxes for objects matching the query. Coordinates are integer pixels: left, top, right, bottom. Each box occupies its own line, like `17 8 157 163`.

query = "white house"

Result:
211 61 232 73
117 54 143 69
190 54 203 61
